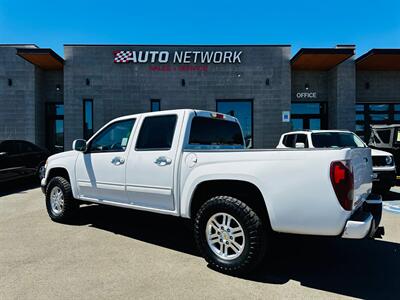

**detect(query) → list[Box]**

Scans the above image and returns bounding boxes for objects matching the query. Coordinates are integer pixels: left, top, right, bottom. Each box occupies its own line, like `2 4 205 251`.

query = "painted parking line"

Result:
383 200 400 214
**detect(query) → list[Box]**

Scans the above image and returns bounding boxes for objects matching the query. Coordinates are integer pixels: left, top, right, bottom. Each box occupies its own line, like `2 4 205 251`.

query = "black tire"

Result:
45 176 78 222
194 195 267 275
35 161 46 181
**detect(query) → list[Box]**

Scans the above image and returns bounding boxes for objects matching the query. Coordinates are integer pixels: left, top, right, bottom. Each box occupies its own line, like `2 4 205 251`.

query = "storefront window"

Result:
83 99 93 140
355 103 399 141
151 99 161 112
217 100 253 147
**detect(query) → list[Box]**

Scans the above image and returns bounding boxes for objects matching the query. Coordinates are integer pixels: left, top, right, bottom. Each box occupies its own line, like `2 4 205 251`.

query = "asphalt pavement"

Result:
0 179 399 299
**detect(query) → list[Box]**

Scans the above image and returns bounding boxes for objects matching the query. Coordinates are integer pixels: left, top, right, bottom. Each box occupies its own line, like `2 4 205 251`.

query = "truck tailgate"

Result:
349 147 373 209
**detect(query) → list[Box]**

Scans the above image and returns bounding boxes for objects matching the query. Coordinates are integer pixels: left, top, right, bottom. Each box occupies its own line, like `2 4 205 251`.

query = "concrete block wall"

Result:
356 71 400 102
64 45 291 149
0 45 37 143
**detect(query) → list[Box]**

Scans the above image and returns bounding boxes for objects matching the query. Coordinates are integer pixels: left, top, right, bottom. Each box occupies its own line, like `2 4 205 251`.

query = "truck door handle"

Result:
111 156 125 166
154 156 172 166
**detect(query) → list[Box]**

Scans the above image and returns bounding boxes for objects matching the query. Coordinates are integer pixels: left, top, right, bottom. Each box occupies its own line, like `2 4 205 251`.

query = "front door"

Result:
291 102 328 130
75 119 136 202
125 114 182 211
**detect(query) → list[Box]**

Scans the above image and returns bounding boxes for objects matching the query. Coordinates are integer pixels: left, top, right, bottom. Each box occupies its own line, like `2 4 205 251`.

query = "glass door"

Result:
291 102 327 130
46 103 64 153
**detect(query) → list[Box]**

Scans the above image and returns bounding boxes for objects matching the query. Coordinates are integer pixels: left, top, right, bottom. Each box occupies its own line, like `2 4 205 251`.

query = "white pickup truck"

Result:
41 109 382 275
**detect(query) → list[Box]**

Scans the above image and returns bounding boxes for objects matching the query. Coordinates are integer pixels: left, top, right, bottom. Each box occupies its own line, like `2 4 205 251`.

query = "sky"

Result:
0 0 399 57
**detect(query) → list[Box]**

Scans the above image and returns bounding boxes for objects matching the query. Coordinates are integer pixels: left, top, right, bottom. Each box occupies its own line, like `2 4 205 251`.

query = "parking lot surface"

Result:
1 180 399 299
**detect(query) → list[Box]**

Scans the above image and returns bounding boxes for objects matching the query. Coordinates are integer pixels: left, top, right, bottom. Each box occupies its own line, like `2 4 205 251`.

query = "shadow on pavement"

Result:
71 204 400 299
0 177 40 197
382 188 400 201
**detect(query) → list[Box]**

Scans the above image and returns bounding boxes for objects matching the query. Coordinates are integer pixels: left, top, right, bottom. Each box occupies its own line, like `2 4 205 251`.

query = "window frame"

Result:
83 99 94 140
86 118 136 154
135 114 178 151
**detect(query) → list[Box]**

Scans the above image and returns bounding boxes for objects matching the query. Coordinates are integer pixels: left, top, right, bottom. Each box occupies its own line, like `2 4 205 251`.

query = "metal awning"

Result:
291 47 355 71
17 48 64 70
356 49 400 71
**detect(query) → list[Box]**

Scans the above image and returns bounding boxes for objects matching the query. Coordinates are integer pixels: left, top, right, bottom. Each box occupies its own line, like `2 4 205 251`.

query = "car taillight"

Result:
330 160 354 211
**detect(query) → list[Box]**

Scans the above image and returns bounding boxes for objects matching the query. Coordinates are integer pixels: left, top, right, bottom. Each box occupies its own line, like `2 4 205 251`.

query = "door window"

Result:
295 134 309 147
282 134 296 148
136 115 177 150
88 119 135 152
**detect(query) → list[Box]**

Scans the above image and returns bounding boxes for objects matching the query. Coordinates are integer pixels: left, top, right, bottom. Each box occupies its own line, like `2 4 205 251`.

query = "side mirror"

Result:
295 142 305 149
0 151 7 156
72 139 87 152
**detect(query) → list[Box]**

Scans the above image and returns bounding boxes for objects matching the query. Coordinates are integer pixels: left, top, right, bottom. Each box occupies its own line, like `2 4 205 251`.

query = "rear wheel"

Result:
45 176 78 222
194 195 267 275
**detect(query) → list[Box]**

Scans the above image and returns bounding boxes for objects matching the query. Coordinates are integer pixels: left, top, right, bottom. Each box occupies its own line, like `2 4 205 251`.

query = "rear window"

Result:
311 132 365 148
188 117 244 147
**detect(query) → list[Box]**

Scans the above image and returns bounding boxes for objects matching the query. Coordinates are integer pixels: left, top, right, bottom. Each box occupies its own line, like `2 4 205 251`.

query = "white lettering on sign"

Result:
296 92 317 99
113 50 243 64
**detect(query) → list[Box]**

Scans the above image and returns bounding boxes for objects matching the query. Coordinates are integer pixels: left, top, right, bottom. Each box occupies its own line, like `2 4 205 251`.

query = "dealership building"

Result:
0 43 400 152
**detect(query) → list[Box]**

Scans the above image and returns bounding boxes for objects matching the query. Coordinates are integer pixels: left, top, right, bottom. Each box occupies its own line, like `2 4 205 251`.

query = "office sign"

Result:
296 92 317 99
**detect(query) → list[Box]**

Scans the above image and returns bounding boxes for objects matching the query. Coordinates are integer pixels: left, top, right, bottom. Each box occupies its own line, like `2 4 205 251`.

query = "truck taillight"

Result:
330 160 354 211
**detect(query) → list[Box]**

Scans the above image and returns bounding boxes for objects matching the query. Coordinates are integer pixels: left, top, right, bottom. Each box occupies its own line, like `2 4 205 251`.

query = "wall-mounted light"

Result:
265 78 270 86
86 78 90 86
8 78 12 86
305 83 310 90
56 84 61 91
181 79 185 87
365 82 370 90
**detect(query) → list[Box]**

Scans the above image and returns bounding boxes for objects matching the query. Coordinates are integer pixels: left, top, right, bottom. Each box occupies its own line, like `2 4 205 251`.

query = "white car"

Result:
41 110 382 275
277 130 396 194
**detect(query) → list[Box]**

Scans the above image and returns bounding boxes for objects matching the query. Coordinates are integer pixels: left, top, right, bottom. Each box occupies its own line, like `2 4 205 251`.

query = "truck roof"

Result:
282 129 353 135
111 109 239 123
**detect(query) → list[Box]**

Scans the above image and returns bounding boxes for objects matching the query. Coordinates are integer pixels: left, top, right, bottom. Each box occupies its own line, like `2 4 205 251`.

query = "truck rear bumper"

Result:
341 194 383 239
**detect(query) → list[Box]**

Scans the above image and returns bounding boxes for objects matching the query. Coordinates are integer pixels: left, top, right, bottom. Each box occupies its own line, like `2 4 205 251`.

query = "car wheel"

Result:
45 176 78 222
194 195 267 275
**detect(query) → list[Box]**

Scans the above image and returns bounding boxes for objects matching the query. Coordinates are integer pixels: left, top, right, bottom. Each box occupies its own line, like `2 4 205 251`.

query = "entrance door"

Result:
45 103 64 153
291 102 327 130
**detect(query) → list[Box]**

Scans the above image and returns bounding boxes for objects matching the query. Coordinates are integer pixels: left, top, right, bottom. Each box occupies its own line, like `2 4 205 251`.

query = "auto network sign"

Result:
113 50 243 64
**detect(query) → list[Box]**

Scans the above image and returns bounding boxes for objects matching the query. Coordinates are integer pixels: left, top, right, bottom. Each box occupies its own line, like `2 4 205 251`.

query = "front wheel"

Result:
194 196 267 275
45 176 78 222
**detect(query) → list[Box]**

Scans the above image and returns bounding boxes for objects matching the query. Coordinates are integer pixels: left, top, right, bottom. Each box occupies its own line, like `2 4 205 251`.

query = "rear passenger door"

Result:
125 113 183 211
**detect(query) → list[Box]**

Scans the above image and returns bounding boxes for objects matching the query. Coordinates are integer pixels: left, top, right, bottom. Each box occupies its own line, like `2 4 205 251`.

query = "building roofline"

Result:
0 44 39 48
64 43 291 48
356 48 400 63
16 48 64 70
291 47 355 64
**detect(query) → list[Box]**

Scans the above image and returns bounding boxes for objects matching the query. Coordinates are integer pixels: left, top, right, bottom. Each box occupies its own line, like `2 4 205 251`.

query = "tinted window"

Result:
1 141 18 154
18 141 37 153
296 134 309 147
283 134 296 148
188 117 244 147
83 99 93 140
216 101 252 147
89 119 135 152
377 130 391 143
136 115 177 150
312 132 365 148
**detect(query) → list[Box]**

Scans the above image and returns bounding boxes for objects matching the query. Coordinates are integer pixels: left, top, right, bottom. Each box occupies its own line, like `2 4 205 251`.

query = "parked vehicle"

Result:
369 124 400 174
277 130 396 194
0 140 49 183
41 110 382 275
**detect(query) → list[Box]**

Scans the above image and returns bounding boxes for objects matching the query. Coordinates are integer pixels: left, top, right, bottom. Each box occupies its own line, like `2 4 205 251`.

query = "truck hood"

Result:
371 148 392 157
48 150 79 162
